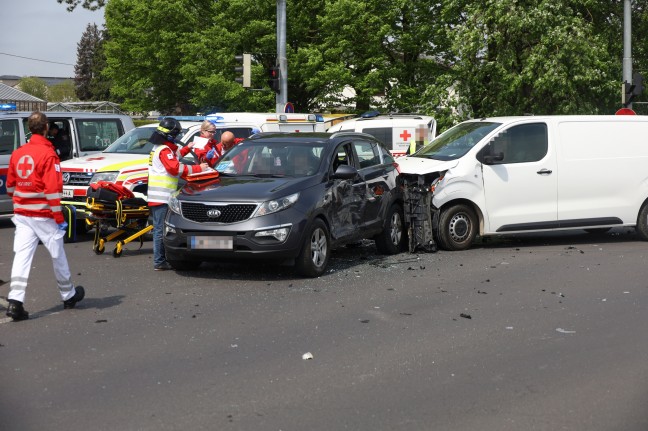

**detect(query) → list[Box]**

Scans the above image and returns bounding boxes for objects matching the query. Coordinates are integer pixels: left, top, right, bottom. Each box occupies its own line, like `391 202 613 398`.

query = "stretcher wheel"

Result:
94 238 106 255
113 241 124 257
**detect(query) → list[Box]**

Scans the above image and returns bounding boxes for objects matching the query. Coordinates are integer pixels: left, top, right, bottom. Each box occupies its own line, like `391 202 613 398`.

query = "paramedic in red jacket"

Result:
148 117 208 271
5 111 85 321
203 130 245 168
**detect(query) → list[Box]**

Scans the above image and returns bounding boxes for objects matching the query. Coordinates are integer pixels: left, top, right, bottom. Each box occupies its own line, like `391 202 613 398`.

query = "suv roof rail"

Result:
329 130 375 140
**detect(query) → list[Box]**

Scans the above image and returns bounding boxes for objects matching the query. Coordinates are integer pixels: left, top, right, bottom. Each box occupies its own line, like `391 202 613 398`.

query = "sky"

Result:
0 0 105 78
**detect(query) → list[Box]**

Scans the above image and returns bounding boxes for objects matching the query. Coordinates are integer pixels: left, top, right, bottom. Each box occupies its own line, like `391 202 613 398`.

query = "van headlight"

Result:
168 193 181 214
90 171 118 183
253 192 299 217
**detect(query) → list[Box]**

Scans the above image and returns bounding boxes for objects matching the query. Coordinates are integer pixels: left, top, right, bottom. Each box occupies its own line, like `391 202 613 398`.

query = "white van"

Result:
327 113 437 156
397 115 648 251
0 111 135 218
204 112 327 135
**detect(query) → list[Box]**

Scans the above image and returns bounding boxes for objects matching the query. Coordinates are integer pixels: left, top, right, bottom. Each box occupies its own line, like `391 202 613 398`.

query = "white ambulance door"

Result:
391 126 415 156
480 122 557 233
0 118 23 215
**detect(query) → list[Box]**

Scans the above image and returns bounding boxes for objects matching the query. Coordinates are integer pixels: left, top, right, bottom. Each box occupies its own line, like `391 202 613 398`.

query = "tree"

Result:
75 23 103 100
19 77 48 100
57 0 105 12
48 80 79 102
434 0 635 124
104 0 209 114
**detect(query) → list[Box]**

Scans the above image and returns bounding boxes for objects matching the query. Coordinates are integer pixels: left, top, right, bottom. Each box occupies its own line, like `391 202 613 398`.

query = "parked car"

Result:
163 132 406 277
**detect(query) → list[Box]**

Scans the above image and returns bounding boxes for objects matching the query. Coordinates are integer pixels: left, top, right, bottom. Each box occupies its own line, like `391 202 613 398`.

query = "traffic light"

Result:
622 72 644 107
268 66 280 93
234 53 251 88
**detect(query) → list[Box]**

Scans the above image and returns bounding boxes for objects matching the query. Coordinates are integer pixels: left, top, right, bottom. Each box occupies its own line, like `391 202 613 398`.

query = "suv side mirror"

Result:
332 164 358 179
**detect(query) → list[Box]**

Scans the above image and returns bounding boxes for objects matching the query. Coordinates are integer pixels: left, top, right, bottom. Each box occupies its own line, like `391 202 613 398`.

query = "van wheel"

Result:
295 219 330 277
636 204 648 240
437 204 477 251
375 203 406 254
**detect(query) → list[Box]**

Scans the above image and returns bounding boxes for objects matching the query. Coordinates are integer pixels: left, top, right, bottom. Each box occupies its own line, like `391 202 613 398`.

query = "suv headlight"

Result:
168 193 181 214
90 171 118 183
253 192 299 217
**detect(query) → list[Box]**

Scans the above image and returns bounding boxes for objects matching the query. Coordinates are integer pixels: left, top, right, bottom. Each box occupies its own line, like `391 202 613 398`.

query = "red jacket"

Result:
7 134 65 223
203 137 244 168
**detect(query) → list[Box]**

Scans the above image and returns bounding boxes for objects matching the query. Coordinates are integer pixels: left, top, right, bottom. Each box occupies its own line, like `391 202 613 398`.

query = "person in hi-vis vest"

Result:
148 117 208 271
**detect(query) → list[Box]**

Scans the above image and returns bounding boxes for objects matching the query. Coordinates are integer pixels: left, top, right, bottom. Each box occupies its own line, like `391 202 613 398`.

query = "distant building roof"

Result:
0 82 45 102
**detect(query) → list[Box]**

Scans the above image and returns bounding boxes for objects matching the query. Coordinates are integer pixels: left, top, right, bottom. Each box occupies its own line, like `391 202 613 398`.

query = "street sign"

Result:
616 108 636 115
284 102 294 113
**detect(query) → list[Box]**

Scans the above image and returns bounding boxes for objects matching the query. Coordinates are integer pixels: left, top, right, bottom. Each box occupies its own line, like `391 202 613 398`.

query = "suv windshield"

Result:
215 141 324 177
414 121 501 161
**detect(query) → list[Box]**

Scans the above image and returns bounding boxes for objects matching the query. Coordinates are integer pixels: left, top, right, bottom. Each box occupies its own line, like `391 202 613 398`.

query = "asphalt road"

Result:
1 220 648 431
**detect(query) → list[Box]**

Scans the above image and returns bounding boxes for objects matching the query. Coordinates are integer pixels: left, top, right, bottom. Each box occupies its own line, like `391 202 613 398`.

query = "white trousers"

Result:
9 214 76 303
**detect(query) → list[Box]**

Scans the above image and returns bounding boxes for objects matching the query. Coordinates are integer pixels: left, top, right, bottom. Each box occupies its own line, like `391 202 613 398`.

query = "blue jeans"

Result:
150 204 168 267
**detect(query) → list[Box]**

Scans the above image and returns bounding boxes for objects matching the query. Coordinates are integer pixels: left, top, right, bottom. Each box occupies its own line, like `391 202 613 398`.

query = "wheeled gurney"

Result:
85 182 152 257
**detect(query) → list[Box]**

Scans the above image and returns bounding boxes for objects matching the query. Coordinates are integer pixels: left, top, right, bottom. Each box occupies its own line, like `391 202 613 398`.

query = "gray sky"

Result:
0 0 105 77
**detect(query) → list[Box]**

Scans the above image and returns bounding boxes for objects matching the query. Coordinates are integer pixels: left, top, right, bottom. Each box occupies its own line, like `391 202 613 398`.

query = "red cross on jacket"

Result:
6 134 65 223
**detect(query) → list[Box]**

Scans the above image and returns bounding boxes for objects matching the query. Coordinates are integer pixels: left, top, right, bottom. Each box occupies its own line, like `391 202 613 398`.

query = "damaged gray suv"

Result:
163 132 406 277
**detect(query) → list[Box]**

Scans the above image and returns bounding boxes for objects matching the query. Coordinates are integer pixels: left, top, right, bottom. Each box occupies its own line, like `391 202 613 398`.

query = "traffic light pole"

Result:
623 0 633 108
276 0 288 113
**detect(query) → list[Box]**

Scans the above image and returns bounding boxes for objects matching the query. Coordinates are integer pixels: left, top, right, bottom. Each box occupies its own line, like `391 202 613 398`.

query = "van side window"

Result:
0 120 20 155
75 120 124 151
353 140 380 169
362 127 392 150
490 123 548 164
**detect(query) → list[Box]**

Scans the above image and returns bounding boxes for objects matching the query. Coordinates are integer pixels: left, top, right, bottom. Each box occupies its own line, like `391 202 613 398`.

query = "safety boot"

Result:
6 299 29 321
63 286 85 309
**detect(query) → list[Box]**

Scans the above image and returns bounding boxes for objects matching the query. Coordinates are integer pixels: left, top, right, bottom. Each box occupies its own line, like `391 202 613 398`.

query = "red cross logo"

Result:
17 155 34 179
399 130 412 141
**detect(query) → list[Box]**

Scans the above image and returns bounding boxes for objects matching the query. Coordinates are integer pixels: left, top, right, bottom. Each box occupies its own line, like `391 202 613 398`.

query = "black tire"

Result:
437 203 477 251
167 259 202 270
295 219 330 277
584 227 612 234
636 203 648 240
375 203 406 254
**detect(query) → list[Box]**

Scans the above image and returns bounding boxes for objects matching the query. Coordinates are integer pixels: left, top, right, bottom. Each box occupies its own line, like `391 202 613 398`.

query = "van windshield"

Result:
413 121 500 161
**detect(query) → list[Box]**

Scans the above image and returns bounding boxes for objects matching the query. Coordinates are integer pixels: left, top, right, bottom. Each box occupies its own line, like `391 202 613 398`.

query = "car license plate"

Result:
189 236 233 250
62 189 74 198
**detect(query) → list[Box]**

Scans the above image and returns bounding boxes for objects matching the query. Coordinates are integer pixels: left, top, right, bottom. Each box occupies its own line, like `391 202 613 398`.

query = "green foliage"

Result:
57 0 105 12
73 0 648 127
48 80 79 102
19 77 48 100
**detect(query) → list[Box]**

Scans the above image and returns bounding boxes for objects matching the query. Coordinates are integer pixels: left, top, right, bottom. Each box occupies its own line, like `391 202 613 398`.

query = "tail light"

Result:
393 161 401 174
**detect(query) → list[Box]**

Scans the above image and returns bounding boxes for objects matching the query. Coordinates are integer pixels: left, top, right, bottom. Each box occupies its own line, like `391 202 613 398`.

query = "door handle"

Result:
537 168 553 175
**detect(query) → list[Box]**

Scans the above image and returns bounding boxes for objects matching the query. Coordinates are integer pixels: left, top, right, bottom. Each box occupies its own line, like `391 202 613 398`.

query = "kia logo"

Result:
206 208 221 218
62 172 70 184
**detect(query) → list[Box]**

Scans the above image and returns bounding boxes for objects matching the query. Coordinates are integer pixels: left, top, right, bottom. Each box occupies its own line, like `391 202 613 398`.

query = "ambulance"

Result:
204 112 327 135
326 112 437 157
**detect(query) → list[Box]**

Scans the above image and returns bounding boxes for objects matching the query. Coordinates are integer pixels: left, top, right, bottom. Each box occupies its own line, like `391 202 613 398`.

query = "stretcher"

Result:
85 182 153 257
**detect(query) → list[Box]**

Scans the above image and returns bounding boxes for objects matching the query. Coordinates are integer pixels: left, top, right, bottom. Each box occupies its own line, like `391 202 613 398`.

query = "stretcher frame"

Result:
86 195 153 257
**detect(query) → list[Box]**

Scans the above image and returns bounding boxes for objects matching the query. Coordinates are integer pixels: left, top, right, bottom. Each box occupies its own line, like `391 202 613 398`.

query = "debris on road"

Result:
556 328 576 334
302 352 314 360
